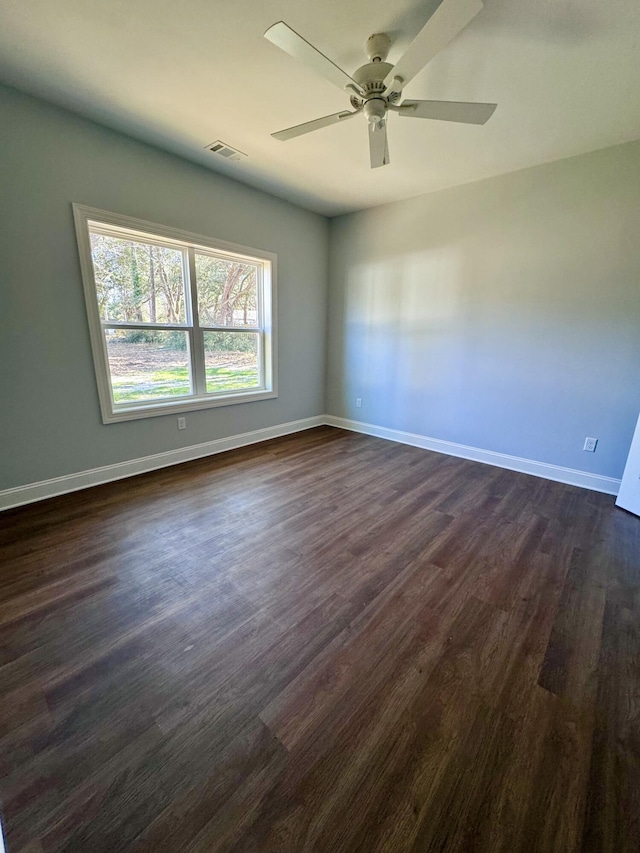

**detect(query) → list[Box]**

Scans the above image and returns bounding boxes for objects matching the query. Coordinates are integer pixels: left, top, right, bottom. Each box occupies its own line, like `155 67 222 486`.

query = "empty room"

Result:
1 0 639 851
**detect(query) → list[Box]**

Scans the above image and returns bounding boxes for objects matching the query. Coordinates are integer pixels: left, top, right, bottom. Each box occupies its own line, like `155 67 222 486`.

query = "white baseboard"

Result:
0 413 621 511
0 416 325 511
325 415 621 496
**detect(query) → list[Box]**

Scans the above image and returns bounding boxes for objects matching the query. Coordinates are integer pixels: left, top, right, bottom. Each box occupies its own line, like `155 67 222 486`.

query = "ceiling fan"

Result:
265 0 496 168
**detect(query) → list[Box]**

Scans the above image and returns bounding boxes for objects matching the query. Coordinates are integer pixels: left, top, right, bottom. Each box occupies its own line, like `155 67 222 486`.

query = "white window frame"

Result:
73 204 277 424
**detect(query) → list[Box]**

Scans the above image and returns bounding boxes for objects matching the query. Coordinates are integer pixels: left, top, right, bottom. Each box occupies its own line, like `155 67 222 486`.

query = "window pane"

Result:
105 329 192 404
204 332 260 393
90 232 187 324
195 254 258 326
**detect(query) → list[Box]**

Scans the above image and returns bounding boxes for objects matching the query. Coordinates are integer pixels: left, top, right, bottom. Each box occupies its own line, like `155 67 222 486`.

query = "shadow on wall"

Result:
329 148 640 476
344 249 464 434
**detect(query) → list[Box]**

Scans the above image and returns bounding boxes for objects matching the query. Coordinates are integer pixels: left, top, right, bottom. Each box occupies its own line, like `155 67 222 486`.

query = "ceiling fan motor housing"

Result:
353 60 393 95
353 58 393 123
353 61 393 96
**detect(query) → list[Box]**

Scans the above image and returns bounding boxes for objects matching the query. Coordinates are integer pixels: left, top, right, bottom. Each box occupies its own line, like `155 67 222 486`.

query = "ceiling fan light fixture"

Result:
364 98 386 125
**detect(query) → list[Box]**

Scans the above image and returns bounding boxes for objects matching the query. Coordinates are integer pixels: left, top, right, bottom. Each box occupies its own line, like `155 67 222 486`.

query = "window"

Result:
73 205 276 423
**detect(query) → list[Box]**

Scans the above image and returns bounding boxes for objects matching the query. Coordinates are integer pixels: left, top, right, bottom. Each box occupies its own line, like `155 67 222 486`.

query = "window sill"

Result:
101 389 278 424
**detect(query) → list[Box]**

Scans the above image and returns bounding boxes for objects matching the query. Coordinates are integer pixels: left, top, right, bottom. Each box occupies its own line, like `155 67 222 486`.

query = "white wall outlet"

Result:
177 417 186 430
583 437 598 452
356 398 362 408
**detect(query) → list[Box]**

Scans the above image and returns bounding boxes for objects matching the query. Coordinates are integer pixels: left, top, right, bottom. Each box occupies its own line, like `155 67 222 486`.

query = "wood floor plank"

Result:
538 546 607 704
581 600 640 852
0 426 637 852
129 720 287 853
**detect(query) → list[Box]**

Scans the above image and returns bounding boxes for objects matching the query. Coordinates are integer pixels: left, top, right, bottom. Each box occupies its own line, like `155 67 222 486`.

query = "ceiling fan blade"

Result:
369 121 390 168
399 99 496 124
384 0 483 89
265 22 358 92
272 110 358 141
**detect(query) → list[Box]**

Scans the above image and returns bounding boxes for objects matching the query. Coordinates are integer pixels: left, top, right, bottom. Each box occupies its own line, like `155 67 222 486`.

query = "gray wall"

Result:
327 141 640 479
0 85 329 490
2 82 639 492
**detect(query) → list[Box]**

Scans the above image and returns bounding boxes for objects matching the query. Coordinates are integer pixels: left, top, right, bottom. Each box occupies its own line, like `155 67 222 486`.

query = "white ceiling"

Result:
1 0 639 216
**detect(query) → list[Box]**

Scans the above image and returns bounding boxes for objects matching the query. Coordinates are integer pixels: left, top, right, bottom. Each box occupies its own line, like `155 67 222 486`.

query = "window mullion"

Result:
187 246 206 396
198 325 260 333
101 321 189 331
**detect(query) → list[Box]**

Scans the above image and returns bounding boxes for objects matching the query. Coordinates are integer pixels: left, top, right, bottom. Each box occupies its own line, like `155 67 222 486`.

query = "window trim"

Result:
73 204 277 424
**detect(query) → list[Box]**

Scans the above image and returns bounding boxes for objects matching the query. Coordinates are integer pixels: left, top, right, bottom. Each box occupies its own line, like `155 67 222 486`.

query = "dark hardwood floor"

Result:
0 426 638 853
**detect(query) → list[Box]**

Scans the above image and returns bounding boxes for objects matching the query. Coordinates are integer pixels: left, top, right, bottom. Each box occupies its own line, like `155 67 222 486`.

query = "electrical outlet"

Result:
356 398 362 408
583 437 597 452
177 417 186 430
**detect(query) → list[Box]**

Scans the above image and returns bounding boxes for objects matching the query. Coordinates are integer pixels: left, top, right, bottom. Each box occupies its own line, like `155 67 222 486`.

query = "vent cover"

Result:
205 140 247 162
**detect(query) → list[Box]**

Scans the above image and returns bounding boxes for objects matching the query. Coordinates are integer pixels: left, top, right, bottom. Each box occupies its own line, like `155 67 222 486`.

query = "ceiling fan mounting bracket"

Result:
344 82 365 97
365 33 391 62
386 76 405 98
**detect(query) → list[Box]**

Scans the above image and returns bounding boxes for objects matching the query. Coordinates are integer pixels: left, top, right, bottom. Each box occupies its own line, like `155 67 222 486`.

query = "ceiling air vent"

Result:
205 140 247 162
